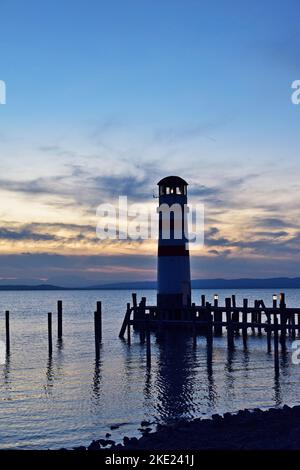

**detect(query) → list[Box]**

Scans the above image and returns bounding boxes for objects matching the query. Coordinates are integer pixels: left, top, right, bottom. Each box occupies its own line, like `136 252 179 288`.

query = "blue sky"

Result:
0 0 300 285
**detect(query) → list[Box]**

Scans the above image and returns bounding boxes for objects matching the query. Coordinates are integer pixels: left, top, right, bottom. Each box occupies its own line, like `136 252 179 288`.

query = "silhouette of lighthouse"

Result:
157 176 191 311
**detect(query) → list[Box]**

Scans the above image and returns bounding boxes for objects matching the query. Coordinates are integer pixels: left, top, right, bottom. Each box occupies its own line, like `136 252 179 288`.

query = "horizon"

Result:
1 0 300 285
2 275 300 289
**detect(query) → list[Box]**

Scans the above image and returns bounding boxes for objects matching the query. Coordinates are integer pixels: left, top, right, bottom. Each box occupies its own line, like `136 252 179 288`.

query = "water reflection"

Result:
92 358 102 405
57 338 64 353
44 356 54 397
2 289 300 450
280 348 289 375
273 376 282 406
3 352 11 389
155 330 198 422
224 349 236 403
143 369 152 405
241 348 250 376
206 348 217 409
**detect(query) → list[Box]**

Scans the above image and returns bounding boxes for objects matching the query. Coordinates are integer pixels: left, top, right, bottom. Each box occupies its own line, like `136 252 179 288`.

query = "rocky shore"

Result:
86 405 300 450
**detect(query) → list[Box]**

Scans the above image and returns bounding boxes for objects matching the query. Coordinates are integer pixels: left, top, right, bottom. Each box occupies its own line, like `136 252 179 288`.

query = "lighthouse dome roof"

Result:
157 176 188 186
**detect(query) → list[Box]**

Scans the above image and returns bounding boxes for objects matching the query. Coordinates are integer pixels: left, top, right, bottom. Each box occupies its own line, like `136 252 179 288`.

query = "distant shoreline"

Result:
2 277 300 290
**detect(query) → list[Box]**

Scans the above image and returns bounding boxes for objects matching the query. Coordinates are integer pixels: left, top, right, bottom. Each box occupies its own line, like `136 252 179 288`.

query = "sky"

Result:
0 0 300 286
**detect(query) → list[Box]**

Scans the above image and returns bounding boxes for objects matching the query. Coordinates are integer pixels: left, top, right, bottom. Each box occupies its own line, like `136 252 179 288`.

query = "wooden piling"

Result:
225 298 234 350
297 312 300 334
290 313 296 340
201 295 206 307
252 301 258 333
132 293 137 308
214 295 222 336
146 317 151 367
267 314 272 353
5 310 10 354
242 299 248 348
126 302 131 344
206 310 213 348
96 301 102 341
231 295 239 334
94 311 100 358
279 292 286 309
48 312 53 356
119 303 131 338
132 293 138 320
257 308 262 336
273 295 277 309
274 315 279 376
57 300 63 339
279 295 287 351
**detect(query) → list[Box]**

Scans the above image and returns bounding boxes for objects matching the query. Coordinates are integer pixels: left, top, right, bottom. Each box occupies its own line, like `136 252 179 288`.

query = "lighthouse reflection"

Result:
151 330 217 422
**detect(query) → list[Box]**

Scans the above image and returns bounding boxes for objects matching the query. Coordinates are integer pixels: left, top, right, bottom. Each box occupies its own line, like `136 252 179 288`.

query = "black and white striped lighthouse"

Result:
157 176 191 310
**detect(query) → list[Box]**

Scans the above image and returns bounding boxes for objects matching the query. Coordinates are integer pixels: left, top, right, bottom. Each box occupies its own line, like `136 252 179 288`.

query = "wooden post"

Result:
206 310 213 350
94 311 100 358
273 295 277 309
267 314 272 353
279 315 286 351
139 302 146 344
48 312 53 356
279 292 286 309
96 301 102 342
242 299 248 348
214 295 222 336
252 301 258 333
274 315 279 376
132 292 137 320
201 294 206 307
132 293 137 308
146 317 151 367
279 294 286 351
290 313 296 340
257 303 262 336
119 305 131 338
231 295 239 334
5 310 10 354
126 302 131 344
57 300 63 339
225 297 234 350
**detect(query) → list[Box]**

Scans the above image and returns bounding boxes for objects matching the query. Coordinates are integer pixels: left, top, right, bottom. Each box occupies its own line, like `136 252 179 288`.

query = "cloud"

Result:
0 252 157 286
0 227 58 242
0 175 66 195
254 217 296 229
153 119 230 144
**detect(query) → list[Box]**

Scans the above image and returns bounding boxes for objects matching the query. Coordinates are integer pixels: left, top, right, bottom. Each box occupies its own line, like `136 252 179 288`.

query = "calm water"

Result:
0 288 300 449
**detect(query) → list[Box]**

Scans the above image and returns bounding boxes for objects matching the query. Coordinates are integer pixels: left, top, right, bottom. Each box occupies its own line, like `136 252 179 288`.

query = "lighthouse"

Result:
157 176 191 311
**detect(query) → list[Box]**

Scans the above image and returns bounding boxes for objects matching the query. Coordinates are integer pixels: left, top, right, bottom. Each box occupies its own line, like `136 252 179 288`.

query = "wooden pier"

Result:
2 293 300 376
119 292 300 375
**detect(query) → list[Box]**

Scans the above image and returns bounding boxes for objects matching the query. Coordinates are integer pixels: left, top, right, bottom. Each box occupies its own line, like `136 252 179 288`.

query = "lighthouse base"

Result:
157 293 191 310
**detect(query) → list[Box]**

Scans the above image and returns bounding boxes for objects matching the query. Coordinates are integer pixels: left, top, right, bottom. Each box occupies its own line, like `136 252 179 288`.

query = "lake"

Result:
0 288 300 449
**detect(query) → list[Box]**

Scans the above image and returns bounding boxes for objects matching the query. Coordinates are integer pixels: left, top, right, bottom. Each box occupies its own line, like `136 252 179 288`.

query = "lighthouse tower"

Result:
157 176 191 311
